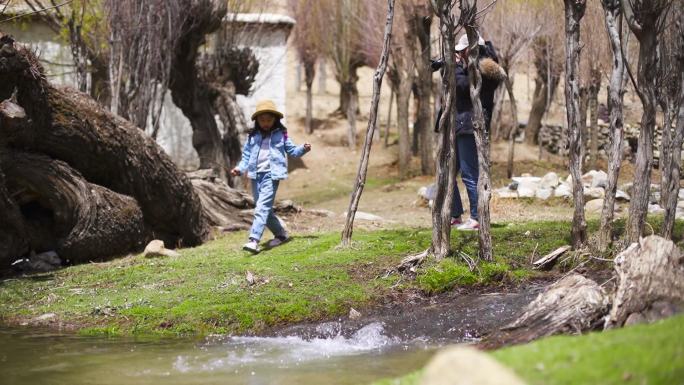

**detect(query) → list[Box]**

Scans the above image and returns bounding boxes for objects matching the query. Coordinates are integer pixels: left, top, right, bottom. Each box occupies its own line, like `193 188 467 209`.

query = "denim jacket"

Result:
236 128 307 180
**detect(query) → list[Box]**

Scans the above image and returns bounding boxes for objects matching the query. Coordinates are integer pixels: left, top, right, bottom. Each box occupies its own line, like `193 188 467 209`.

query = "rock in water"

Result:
420 346 526 385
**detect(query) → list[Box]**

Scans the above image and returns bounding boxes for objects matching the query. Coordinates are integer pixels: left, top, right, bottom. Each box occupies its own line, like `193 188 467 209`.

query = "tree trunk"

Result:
385 88 394 148
662 81 684 239
304 59 316 134
209 83 245 187
414 11 434 175
430 4 458 260
525 78 549 144
341 0 395 245
605 235 684 329
564 0 587 249
0 37 208 250
490 84 505 141
598 0 627 252
397 82 412 179
589 67 602 170
1 151 149 264
0 151 30 270
345 81 358 149
505 76 519 179
338 69 360 116
578 87 589 167
463 1 493 262
626 30 658 244
168 0 229 181
482 274 609 348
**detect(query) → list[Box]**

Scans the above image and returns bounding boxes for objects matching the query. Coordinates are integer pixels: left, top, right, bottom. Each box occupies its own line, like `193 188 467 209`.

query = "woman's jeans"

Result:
249 172 286 241
451 134 479 220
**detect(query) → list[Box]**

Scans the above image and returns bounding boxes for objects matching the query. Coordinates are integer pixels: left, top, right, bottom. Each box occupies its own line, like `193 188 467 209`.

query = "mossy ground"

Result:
1 218 681 337
372 314 684 385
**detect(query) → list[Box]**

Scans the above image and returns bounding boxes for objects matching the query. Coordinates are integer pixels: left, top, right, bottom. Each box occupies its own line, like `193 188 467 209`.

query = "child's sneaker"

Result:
456 218 479 231
267 233 290 248
243 239 260 254
450 217 463 226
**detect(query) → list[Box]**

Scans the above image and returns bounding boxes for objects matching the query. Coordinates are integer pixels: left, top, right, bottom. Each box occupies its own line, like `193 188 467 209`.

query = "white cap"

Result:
454 33 485 51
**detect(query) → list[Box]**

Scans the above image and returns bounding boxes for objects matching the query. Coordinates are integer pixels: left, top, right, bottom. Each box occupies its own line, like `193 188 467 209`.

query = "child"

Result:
231 100 311 253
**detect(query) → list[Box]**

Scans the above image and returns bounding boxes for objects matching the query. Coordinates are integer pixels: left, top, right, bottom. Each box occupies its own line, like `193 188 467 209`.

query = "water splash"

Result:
174 322 400 373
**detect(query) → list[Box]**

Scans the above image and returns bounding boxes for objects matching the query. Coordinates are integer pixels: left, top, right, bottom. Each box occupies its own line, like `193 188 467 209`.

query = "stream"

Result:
0 286 541 385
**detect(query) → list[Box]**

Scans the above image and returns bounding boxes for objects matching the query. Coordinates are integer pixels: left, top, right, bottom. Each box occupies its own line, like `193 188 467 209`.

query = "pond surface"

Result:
0 287 541 385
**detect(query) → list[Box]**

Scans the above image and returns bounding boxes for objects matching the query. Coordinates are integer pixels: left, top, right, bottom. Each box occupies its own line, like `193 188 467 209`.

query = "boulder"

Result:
517 186 536 198
539 172 560 189
420 346 527 385
584 187 605 199
589 170 608 189
535 188 553 200
143 240 180 258
585 198 604 213
615 190 631 202
554 183 572 198
648 204 664 214
494 187 519 199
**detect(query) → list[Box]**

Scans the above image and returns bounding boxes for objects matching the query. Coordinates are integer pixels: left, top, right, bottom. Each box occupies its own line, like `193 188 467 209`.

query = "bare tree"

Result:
289 0 324 135
657 2 684 240
411 4 435 175
429 0 459 260
485 1 542 178
597 0 628 252
622 0 673 243
564 0 587 249
341 0 395 245
525 27 563 146
460 0 493 261
22 0 110 104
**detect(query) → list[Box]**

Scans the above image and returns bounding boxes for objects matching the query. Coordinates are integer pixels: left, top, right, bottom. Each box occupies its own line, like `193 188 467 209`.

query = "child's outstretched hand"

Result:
230 167 241 176
303 143 312 153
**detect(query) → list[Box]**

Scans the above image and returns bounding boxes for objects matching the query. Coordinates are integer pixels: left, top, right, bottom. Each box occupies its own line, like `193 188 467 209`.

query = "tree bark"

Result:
662 80 684 239
589 67 602 170
482 274 609 348
625 6 660 244
338 68 360 116
345 81 358 149
209 83 245 187
396 83 412 178
305 59 315 135
341 0 395 245
461 0 493 261
169 0 229 181
430 2 458 260
605 235 684 329
385 88 394 148
505 76 519 179
414 11 434 175
0 36 208 249
525 78 548 144
598 0 627 252
1 151 149 264
564 0 588 249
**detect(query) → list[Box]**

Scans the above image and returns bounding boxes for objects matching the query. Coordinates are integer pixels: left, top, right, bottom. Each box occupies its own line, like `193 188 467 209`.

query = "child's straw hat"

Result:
251 99 284 120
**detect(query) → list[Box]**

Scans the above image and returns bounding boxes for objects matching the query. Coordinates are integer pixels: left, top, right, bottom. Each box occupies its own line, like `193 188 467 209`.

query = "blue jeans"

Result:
451 134 479 220
249 172 286 241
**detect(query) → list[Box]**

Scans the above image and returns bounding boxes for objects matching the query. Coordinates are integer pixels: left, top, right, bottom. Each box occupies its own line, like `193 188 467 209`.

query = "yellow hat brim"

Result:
251 109 284 120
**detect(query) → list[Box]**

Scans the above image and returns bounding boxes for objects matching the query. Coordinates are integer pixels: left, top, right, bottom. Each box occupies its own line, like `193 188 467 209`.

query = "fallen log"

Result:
605 235 684 329
481 273 609 348
1 151 148 264
0 35 207 247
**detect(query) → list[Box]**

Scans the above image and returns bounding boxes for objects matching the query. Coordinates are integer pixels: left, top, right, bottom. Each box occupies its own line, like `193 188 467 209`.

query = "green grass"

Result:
372 314 684 385
0 229 434 337
2 218 681 337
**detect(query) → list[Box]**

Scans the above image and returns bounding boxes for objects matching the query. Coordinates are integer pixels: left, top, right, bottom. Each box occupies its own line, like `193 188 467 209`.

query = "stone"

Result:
539 172 560 189
535 188 553 200
34 313 57 322
648 204 664 214
554 183 572 198
349 308 362 320
584 187 605 199
345 211 385 221
615 190 631 202
585 198 605 213
419 346 527 385
517 186 536 198
511 176 541 185
678 189 684 200
590 170 608 189
494 187 518 199
143 240 181 258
